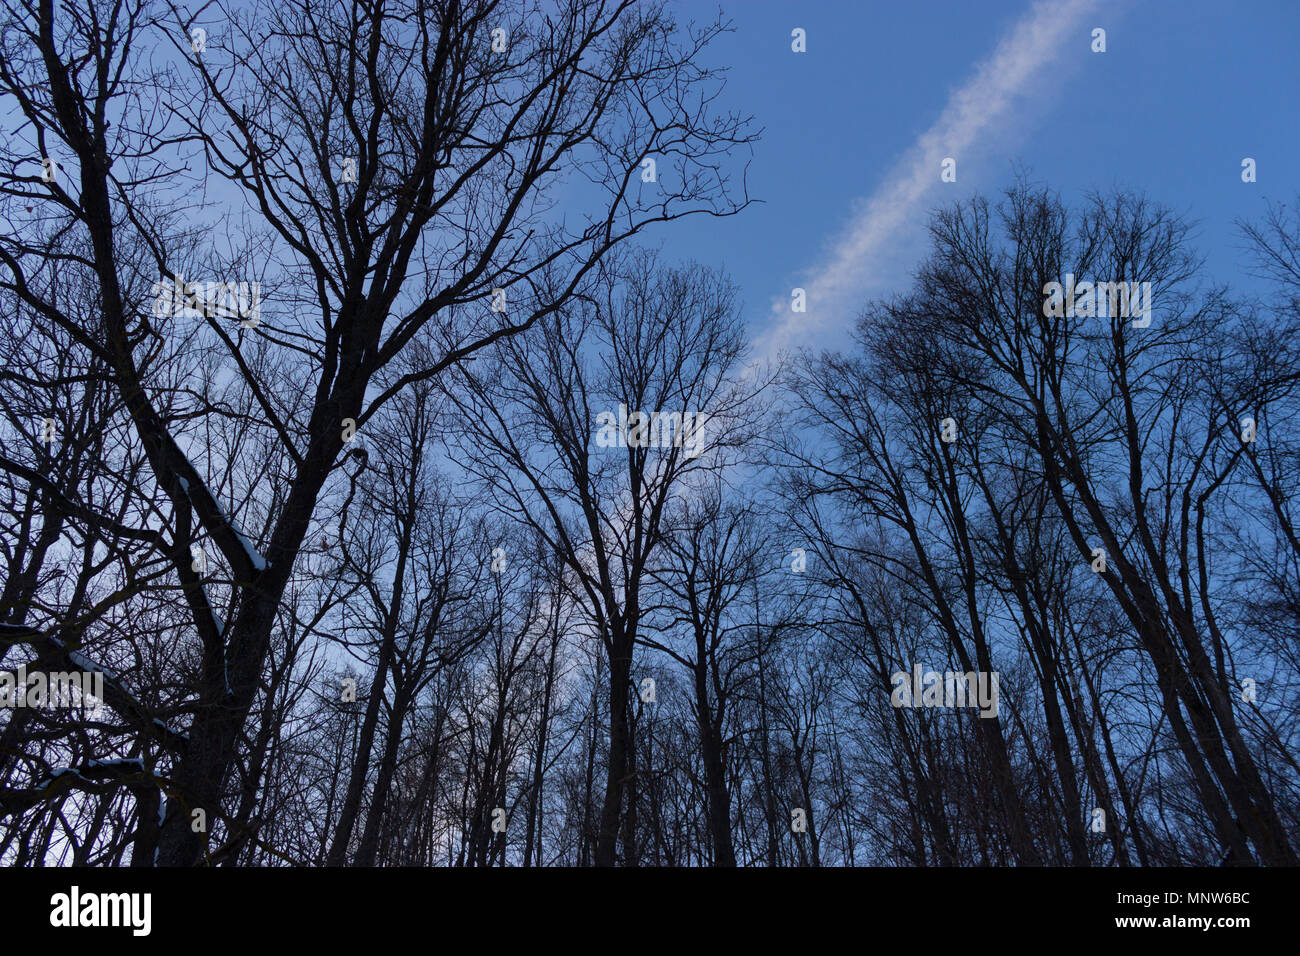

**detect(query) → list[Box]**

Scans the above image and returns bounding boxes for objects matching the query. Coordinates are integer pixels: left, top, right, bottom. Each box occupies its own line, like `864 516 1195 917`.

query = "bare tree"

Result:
0 0 753 864
443 252 758 864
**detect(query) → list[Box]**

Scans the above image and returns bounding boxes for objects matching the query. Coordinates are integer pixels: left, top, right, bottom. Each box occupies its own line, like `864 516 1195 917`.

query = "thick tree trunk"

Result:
595 636 632 867
693 661 736 867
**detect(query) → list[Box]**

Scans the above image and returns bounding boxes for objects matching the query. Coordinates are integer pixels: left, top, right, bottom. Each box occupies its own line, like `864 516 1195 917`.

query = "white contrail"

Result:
754 0 1100 362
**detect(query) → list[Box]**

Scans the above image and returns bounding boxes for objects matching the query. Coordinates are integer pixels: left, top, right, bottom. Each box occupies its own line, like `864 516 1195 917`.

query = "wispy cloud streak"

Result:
754 0 1099 361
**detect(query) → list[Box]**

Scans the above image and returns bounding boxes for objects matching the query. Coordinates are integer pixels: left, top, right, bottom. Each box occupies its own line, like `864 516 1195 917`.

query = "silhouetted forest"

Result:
1 0 1297 867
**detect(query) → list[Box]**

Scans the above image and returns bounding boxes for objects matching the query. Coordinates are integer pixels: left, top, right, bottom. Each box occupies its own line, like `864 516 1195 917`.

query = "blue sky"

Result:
660 0 1300 359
